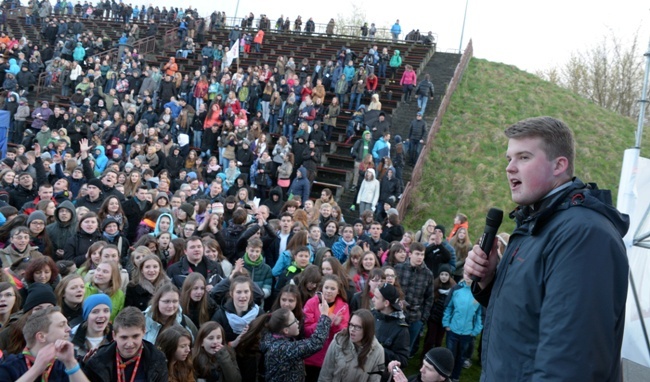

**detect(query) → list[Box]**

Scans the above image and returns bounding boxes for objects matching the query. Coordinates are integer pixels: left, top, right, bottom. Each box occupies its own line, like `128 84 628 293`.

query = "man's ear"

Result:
553 156 569 176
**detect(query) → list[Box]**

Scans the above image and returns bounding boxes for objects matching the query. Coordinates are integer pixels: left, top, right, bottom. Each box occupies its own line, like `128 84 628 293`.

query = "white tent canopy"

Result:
617 148 650 367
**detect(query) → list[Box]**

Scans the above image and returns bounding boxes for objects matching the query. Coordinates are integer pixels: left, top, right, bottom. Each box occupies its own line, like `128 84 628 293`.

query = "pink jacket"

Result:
303 295 350 367
400 70 417 86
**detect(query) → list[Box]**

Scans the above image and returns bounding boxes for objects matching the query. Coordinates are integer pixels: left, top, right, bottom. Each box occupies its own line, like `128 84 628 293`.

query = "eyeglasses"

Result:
348 323 363 332
30 221 45 226
285 318 299 328
384 274 396 279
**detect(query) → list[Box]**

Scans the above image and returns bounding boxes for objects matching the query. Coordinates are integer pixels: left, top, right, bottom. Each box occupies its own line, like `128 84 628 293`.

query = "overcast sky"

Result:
137 0 650 73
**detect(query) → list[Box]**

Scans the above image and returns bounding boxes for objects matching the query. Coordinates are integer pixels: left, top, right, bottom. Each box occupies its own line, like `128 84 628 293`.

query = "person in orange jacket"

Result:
254 29 265 53
163 57 178 77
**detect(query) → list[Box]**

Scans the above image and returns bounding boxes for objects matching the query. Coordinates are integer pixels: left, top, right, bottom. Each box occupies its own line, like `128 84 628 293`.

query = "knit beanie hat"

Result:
82 294 112 321
434 224 446 237
27 210 47 226
23 283 57 312
423 347 454 378
438 264 452 277
179 203 194 219
102 216 119 231
87 178 103 189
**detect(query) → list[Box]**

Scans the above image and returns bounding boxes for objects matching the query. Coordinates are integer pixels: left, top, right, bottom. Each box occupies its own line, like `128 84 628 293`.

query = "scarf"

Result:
139 277 157 295
23 347 54 382
103 231 119 241
244 252 264 267
308 237 324 250
107 213 124 226
225 304 259 334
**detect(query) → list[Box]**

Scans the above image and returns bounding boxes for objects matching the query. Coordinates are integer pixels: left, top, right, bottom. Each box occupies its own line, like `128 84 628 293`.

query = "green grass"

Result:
404 57 646 240
401 58 647 381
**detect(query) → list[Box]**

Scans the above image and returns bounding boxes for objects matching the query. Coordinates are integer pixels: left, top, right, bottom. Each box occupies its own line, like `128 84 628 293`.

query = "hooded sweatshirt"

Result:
352 130 373 163
262 187 284 218
46 200 78 252
389 50 402 68
93 145 108 175
150 212 178 239
357 168 380 207
288 167 310 205
6 59 20 75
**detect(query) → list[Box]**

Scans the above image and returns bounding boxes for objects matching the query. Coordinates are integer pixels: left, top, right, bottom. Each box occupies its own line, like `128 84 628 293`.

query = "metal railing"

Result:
215 16 437 46
397 40 473 218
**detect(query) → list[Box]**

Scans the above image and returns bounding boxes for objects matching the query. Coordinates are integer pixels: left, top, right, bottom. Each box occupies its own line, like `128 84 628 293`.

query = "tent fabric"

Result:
617 149 650 367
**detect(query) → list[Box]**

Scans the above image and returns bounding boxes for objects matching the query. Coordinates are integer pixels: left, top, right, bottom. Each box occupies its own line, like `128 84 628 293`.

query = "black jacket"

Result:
121 197 152 242
166 256 225 289
424 243 451 277
74 194 105 213
64 229 103 266
124 283 154 311
9 185 38 209
216 222 261 262
373 310 410 370
83 340 168 382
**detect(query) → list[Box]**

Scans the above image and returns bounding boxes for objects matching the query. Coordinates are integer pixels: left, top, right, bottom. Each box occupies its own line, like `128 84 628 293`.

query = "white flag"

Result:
224 40 239 68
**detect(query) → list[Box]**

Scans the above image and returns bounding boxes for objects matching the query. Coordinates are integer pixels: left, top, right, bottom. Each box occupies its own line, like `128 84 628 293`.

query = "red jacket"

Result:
254 30 265 44
366 75 378 91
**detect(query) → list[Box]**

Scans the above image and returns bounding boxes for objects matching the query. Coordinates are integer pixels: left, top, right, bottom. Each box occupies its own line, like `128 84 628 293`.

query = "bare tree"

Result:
334 4 391 39
538 32 645 118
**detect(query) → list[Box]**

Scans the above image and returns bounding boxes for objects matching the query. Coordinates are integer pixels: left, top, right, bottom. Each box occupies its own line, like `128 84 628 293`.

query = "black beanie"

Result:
102 216 119 231
424 347 454 378
438 264 452 277
23 283 57 312
87 178 103 189
179 203 194 219
434 224 446 237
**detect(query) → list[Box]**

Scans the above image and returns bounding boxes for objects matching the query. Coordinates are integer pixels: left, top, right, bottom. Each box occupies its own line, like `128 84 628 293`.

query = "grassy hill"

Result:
403 57 645 239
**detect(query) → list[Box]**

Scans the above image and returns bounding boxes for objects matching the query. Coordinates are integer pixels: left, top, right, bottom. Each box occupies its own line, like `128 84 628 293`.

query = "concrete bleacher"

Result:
5 12 438 221
150 27 435 220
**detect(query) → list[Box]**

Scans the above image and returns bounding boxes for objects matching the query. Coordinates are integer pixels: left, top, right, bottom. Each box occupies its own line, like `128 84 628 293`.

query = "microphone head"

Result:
486 208 504 227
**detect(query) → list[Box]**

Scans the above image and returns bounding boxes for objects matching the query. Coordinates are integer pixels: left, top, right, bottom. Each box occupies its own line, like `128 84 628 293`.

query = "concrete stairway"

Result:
338 52 461 222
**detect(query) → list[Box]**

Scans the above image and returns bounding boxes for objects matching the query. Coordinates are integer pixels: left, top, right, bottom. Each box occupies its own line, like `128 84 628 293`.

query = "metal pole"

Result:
635 36 650 148
233 0 241 27
459 0 469 53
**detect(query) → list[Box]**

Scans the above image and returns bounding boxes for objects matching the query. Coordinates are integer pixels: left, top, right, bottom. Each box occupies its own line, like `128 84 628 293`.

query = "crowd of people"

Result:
0 2 479 382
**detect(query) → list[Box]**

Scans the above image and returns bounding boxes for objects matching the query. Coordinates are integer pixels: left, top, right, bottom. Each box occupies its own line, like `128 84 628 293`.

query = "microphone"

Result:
471 208 504 282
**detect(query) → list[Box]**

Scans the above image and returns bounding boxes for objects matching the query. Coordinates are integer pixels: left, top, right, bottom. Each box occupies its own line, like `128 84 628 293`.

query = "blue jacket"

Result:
473 178 629 381
6 58 20 75
271 247 315 277
93 145 108 175
442 280 482 336
343 65 355 83
73 43 86 62
164 101 182 119
288 167 310 205
390 23 401 35
331 64 343 85
331 237 357 264
372 137 390 160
